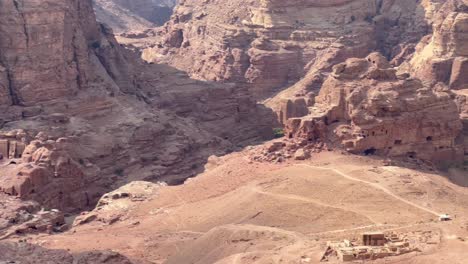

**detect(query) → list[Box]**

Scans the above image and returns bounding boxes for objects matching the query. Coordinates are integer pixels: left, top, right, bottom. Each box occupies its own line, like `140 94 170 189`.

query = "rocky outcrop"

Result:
0 0 274 236
0 0 98 107
0 130 87 212
0 193 65 239
454 90 468 161
0 242 133 264
285 53 464 162
93 0 176 33
144 0 380 98
407 0 468 88
142 0 446 99
73 181 164 226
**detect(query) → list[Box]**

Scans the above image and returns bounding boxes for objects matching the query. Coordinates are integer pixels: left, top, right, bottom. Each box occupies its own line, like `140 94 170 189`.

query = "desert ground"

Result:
15 148 467 263
1 1 467 263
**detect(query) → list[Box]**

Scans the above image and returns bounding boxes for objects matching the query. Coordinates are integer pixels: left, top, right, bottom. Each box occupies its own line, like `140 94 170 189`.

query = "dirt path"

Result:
252 187 379 224
296 164 441 217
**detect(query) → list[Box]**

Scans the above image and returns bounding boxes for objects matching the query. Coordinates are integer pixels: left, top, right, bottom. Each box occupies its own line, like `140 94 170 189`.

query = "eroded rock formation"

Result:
0 241 134 264
285 53 464 162
145 0 381 98
406 0 468 89
142 0 444 99
93 0 177 33
0 130 87 212
0 0 274 235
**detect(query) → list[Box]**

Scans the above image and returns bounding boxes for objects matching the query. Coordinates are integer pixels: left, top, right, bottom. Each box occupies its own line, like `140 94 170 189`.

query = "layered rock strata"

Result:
145 0 381 98
407 0 468 89
0 130 86 212
285 53 464 162
144 0 439 99
93 0 177 33
0 242 133 264
0 0 273 235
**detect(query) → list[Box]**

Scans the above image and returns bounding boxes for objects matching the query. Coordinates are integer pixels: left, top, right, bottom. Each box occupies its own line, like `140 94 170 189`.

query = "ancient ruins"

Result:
321 231 439 262
0 0 467 263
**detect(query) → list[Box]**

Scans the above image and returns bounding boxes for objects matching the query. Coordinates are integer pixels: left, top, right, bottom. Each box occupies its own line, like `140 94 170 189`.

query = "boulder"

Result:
294 149 309 160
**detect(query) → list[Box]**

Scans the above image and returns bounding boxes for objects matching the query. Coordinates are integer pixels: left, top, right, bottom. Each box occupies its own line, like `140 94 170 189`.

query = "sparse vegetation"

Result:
273 128 285 138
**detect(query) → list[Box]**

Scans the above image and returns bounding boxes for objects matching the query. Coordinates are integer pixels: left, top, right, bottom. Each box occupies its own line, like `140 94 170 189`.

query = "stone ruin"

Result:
0 138 26 160
0 130 87 212
320 230 439 262
284 52 464 163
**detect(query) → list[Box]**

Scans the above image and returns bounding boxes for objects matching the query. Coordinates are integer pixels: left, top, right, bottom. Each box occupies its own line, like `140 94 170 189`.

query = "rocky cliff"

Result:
142 0 468 163
406 0 468 89
0 241 133 263
93 0 176 33
285 53 463 162
144 0 437 98
277 0 468 162
0 0 273 236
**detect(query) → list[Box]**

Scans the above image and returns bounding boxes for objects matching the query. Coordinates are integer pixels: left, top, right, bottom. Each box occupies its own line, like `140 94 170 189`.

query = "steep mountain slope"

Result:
93 0 176 33
0 0 273 237
144 0 432 98
0 0 467 263
140 0 468 163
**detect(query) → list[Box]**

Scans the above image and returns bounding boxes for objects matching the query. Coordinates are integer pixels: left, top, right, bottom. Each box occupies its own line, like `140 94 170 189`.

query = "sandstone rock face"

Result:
115 0 467 165
0 242 133 264
0 0 274 235
73 181 164 226
285 53 464 162
143 0 437 98
94 0 177 33
0 130 87 212
0 193 65 239
0 0 98 107
145 0 378 98
408 0 468 88
454 90 468 161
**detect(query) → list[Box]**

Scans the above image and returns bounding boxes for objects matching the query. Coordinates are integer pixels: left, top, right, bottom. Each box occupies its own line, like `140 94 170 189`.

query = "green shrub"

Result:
273 128 285 138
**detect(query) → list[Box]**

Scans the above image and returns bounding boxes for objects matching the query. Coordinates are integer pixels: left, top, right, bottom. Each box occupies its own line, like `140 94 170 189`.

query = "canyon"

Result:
0 0 467 263
0 0 272 240
94 0 177 33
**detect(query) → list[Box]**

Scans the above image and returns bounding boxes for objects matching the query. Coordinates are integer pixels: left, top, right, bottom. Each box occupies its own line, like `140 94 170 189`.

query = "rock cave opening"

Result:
364 148 377 156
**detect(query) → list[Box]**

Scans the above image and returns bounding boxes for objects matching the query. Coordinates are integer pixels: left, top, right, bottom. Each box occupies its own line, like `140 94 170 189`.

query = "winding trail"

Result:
252 187 379 224
295 164 441 217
